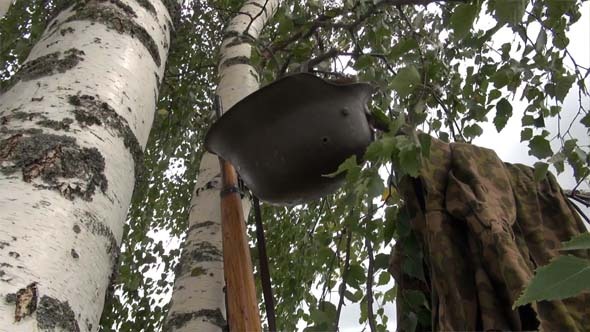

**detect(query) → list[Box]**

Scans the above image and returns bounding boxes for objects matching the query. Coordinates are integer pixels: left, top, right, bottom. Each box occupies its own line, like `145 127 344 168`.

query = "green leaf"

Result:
553 74 575 102
313 301 337 323
344 290 363 302
514 255 590 307
367 173 385 198
493 0 526 25
399 146 421 177
528 136 553 159
378 271 391 285
324 155 358 177
383 206 397 244
374 253 390 270
561 233 590 251
355 55 373 70
418 133 431 158
520 128 533 142
371 108 391 130
450 4 478 39
346 263 366 289
533 162 549 181
463 123 483 140
391 66 421 97
534 29 547 53
388 38 418 60
488 89 502 101
522 114 535 126
580 113 590 128
403 290 428 309
491 67 513 88
493 98 513 131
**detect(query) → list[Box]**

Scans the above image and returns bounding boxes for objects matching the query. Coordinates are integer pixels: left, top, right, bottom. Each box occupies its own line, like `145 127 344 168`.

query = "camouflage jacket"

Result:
389 138 590 331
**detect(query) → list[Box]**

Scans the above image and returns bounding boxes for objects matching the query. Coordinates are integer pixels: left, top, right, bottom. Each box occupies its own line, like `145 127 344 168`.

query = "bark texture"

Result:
0 0 10 18
0 1 171 331
163 1 280 331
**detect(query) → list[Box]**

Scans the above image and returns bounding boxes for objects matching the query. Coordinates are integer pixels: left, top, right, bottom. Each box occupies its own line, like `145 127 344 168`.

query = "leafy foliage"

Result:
0 0 70 87
246 0 589 329
515 232 590 307
2 0 589 330
514 254 590 307
561 232 590 251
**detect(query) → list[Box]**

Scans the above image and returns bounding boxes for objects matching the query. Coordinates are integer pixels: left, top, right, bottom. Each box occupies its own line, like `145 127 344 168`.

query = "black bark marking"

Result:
68 94 144 184
36 118 74 131
0 110 74 131
136 0 156 15
175 241 222 276
186 220 216 235
60 27 75 36
0 49 84 93
219 55 250 70
70 249 79 259
5 293 17 303
65 5 161 66
102 0 137 17
164 308 227 331
223 30 240 39
79 211 119 257
191 266 207 277
37 295 80 332
225 37 250 48
0 132 108 201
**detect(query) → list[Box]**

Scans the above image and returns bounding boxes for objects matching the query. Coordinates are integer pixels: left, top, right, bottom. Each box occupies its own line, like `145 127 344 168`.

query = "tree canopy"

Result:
1 0 588 331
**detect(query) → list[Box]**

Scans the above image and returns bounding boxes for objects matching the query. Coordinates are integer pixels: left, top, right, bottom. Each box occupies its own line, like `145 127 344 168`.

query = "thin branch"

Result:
568 197 590 224
270 0 464 55
364 203 377 332
244 0 271 37
571 175 589 194
334 228 352 330
320 231 344 303
307 48 347 69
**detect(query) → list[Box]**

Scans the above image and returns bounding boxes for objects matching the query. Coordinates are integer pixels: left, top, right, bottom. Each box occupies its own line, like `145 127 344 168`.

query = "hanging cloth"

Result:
389 138 590 331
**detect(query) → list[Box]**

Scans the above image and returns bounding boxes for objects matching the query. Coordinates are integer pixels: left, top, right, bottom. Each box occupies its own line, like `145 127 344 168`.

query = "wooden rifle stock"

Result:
219 158 261 331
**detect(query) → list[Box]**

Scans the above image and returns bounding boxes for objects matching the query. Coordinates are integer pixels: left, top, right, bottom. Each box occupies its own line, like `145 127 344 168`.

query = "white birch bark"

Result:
0 1 172 331
0 0 11 18
163 0 280 330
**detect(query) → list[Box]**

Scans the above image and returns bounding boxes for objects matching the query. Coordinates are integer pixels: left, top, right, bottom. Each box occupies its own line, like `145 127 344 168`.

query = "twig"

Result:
568 197 590 224
365 203 377 332
334 228 352 330
244 0 271 37
320 231 344 303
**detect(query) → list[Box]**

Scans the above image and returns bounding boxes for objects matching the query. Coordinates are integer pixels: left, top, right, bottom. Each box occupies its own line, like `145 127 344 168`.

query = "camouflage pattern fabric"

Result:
389 138 590 331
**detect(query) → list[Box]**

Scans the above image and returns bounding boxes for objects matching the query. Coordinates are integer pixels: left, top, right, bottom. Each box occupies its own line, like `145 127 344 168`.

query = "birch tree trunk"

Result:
0 1 171 331
0 0 10 18
163 1 280 330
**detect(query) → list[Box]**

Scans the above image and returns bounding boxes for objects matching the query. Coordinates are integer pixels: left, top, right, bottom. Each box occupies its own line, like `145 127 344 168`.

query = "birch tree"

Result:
0 0 173 330
164 0 280 330
0 0 11 18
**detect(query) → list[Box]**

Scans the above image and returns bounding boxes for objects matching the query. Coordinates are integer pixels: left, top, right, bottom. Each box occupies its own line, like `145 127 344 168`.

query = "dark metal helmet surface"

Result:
205 73 375 205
